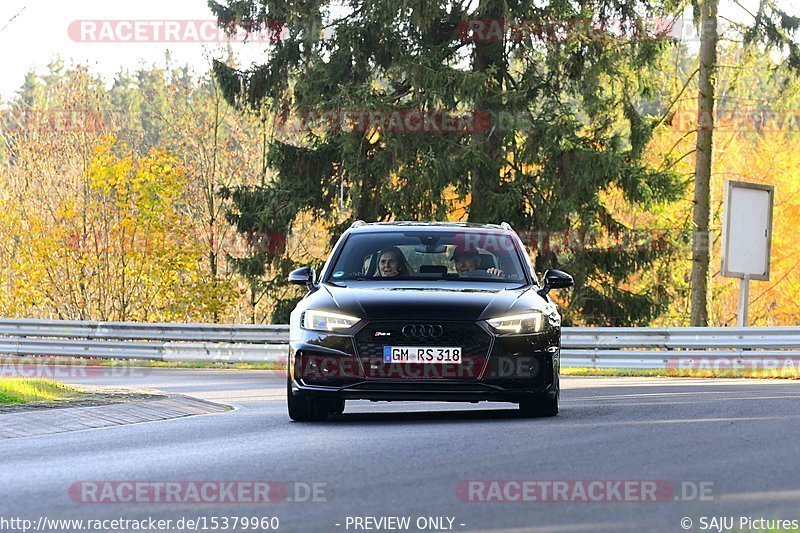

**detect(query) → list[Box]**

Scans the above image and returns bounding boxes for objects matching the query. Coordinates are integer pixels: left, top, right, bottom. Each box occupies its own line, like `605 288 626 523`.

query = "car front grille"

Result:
353 321 492 380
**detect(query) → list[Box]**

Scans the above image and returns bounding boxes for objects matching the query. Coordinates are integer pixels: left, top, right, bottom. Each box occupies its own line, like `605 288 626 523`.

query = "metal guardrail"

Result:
560 327 800 368
0 319 289 343
1 319 799 368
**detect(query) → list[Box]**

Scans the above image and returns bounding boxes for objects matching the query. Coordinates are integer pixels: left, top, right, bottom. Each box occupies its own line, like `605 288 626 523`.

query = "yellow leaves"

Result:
443 184 469 221
366 127 381 145
1 132 224 322
88 141 189 229
710 132 800 325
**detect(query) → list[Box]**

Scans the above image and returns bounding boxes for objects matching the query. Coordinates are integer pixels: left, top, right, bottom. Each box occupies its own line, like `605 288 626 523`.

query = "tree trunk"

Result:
690 0 718 326
468 0 505 223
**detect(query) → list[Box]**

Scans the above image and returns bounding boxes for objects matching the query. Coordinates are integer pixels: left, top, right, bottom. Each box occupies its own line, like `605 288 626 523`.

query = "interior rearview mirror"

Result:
413 244 448 253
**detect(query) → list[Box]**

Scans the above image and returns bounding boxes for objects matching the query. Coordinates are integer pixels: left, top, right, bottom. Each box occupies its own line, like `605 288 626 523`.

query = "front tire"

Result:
329 398 345 416
519 394 558 418
287 378 330 422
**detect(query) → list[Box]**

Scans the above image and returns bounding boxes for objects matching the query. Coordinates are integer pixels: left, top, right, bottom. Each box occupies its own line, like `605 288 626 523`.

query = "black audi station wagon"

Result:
286 221 573 421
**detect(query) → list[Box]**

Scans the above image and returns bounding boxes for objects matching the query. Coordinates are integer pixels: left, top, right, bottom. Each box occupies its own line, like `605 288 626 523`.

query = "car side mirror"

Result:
537 269 574 297
289 266 315 287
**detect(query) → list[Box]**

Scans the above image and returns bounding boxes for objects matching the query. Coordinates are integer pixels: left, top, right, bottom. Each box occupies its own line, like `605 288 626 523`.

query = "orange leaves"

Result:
641 111 800 325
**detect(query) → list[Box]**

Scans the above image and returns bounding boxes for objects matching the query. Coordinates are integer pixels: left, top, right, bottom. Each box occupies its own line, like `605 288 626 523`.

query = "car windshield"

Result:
325 230 530 286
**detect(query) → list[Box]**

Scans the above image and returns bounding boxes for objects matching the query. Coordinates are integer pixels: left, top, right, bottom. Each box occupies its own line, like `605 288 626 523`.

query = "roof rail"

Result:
500 222 513 230
350 220 367 228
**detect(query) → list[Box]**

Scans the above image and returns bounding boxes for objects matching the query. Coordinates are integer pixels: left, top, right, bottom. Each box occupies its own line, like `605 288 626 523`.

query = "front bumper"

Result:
290 379 558 403
288 320 560 403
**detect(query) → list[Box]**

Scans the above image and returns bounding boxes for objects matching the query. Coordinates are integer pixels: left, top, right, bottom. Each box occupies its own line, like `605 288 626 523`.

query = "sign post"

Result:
720 180 774 327
736 274 750 327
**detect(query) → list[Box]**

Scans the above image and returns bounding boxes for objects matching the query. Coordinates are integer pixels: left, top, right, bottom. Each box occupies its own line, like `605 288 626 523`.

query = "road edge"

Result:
0 394 231 439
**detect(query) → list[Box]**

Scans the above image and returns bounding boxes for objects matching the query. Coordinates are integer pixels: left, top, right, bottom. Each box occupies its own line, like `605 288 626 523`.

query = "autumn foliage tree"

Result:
1 67 228 321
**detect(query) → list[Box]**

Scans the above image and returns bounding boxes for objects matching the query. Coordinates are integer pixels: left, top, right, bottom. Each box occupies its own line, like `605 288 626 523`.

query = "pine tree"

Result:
209 0 687 325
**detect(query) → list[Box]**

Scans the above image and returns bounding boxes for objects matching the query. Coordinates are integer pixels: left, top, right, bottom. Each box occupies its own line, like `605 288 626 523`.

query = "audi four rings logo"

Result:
402 324 444 338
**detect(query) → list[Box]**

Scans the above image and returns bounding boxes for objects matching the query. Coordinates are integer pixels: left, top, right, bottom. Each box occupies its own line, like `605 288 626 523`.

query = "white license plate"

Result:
382 346 462 364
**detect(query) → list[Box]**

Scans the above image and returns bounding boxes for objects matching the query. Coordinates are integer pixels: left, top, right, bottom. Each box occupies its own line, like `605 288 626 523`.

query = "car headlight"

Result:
486 312 545 334
302 310 360 331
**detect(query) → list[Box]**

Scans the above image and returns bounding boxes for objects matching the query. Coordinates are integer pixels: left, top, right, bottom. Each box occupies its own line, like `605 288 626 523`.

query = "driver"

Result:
451 246 504 277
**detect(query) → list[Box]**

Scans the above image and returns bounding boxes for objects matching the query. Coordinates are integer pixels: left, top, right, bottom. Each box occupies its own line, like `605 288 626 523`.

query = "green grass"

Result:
137 360 284 370
562 367 800 379
0 378 84 404
1 357 284 371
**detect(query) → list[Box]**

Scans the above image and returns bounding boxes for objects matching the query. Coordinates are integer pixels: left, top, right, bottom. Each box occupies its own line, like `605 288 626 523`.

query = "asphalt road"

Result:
2 369 800 533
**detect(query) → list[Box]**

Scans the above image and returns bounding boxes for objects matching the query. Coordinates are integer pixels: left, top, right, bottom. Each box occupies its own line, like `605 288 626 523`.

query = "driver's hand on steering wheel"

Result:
486 267 504 277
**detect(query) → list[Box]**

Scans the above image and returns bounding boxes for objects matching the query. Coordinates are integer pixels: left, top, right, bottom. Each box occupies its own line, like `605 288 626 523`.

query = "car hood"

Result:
311 283 550 321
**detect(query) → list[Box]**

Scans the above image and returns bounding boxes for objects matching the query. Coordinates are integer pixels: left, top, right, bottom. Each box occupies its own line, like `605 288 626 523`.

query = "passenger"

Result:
451 246 504 277
376 247 412 277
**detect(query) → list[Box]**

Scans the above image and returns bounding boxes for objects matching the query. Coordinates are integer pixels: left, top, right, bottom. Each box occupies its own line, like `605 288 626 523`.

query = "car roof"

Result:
348 221 514 233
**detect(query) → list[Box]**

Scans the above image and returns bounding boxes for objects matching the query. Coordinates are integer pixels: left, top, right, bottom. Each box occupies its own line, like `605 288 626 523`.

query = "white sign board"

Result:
721 180 774 281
